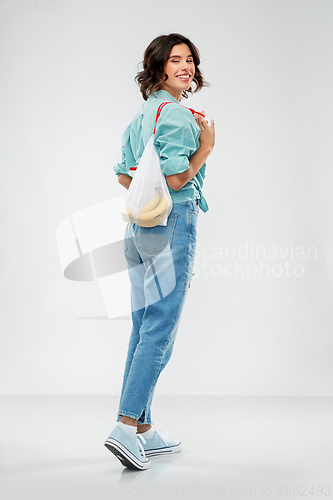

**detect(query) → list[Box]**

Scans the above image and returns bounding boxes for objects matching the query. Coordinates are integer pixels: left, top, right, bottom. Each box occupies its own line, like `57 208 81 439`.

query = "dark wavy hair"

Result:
135 33 209 101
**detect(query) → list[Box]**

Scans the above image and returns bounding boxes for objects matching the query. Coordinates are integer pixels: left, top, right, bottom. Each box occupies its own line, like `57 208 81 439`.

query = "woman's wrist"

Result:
199 144 213 155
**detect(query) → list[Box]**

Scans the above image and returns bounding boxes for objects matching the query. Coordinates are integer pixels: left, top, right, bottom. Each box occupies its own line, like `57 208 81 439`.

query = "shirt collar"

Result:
149 89 180 103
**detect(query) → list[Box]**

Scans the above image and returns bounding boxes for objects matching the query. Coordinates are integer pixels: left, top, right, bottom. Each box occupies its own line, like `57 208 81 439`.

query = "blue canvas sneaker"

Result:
104 425 151 470
142 426 182 457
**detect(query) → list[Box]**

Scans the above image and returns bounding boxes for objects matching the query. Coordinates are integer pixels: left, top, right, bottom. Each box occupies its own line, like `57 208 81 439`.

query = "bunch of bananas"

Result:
121 188 171 227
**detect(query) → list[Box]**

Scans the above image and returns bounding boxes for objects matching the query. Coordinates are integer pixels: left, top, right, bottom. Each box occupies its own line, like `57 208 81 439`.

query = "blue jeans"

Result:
116 200 199 425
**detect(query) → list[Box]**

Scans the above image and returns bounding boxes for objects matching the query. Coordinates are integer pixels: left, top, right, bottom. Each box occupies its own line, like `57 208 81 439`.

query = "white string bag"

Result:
121 102 173 228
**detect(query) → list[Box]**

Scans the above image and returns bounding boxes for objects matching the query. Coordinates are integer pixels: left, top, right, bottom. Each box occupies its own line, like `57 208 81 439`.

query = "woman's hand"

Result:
193 110 215 151
118 173 132 190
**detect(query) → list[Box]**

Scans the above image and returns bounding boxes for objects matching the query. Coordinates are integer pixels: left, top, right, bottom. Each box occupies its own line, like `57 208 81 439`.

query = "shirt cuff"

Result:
114 163 134 177
161 156 190 176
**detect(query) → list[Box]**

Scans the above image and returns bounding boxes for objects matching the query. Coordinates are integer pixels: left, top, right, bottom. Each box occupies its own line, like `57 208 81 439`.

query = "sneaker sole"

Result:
104 438 151 470
144 442 182 457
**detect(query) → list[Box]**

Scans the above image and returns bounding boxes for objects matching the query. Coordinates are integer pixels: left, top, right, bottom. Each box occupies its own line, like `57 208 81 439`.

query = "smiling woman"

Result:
135 33 208 101
104 33 215 472
160 44 196 100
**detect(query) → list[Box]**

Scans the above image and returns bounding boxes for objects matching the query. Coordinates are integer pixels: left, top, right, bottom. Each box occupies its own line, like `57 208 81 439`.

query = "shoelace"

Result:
136 433 147 458
153 428 172 446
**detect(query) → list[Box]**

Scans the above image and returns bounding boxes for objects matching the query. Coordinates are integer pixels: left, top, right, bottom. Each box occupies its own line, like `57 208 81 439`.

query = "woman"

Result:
104 33 215 470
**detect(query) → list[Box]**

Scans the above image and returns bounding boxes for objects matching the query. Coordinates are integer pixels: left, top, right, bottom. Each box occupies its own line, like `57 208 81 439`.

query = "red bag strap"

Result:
130 103 206 171
153 102 173 134
153 102 206 134
185 107 206 117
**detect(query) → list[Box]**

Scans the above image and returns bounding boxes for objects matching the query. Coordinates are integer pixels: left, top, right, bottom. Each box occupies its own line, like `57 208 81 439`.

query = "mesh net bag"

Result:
121 102 173 228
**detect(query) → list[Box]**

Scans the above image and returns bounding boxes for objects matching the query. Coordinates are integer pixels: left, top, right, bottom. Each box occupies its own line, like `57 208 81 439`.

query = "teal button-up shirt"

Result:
114 89 209 212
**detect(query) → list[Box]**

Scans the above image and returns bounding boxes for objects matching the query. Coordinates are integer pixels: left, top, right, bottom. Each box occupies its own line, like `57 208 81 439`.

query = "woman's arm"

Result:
166 112 215 191
118 112 214 192
166 144 212 191
118 173 132 190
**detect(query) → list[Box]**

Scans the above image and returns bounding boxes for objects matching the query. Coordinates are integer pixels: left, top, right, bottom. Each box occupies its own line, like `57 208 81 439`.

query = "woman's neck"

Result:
158 84 182 102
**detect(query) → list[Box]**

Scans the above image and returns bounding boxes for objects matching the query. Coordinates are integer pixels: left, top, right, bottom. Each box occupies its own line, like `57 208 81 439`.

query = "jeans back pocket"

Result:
135 214 178 257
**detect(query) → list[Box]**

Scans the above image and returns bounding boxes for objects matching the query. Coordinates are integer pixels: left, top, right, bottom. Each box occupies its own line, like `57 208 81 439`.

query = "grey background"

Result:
1 0 332 395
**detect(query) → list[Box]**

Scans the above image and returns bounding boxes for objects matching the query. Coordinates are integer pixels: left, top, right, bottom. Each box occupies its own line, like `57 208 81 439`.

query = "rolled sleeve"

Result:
154 107 199 177
113 124 136 177
114 146 127 176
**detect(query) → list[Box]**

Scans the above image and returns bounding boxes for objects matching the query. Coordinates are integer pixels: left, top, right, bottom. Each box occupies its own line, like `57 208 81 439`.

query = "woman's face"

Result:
160 43 195 101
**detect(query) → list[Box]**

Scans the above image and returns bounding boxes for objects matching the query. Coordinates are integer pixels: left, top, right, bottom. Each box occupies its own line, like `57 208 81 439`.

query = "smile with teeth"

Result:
177 74 191 80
